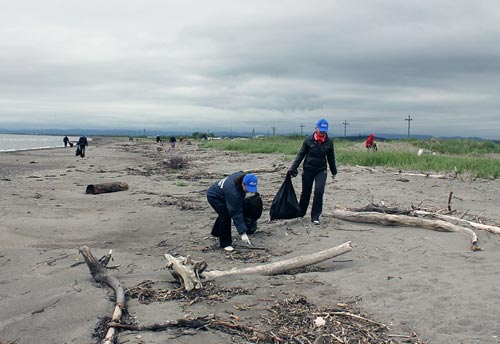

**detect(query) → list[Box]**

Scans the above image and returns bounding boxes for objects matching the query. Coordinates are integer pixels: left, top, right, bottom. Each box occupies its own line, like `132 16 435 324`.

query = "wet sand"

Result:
1 138 499 344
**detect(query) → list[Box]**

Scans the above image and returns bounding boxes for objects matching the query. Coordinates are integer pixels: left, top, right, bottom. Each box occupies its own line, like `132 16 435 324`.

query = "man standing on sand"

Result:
63 135 70 147
288 118 337 225
76 135 88 158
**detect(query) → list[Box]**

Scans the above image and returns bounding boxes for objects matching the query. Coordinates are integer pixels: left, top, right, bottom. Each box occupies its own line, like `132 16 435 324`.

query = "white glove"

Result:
241 233 252 245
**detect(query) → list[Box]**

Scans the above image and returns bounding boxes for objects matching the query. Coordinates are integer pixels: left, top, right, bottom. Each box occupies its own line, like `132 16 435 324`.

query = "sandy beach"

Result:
1 138 499 344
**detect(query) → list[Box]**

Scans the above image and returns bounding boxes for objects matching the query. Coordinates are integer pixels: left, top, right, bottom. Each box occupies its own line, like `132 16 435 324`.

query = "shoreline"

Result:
0 136 105 154
1 139 499 343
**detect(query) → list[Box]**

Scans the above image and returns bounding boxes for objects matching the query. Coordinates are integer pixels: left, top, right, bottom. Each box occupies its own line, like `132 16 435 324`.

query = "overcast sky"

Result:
0 1 499 138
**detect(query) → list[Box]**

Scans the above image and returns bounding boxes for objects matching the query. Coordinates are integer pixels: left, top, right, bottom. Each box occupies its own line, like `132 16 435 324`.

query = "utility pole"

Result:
272 126 276 136
405 115 413 138
342 120 349 137
299 123 305 135
251 128 255 138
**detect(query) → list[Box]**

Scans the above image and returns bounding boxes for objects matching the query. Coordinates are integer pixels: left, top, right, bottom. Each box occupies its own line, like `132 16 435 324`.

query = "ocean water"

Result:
0 134 81 152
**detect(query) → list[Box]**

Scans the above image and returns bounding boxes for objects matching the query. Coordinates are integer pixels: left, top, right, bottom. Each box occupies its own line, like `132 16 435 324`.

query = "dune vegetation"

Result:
201 136 500 179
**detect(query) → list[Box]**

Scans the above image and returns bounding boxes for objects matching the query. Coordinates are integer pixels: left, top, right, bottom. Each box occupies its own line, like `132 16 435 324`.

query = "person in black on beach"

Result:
76 135 88 158
288 118 337 225
63 135 71 147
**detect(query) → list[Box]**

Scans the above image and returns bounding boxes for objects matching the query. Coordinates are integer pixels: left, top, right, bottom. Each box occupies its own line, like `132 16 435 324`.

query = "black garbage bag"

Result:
75 145 81 156
269 174 302 220
243 193 263 234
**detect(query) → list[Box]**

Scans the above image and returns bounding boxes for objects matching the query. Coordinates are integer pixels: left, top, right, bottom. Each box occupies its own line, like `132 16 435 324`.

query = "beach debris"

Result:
85 182 129 195
106 293 424 343
154 195 205 210
163 242 353 292
329 202 500 251
417 148 436 156
314 316 326 327
162 156 188 169
126 280 249 305
79 246 125 344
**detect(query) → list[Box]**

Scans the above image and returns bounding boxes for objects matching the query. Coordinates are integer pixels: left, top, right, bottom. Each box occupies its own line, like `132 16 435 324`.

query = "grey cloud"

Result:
0 1 499 138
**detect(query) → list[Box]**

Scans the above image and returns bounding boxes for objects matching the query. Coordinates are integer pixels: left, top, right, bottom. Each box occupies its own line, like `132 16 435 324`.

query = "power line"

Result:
342 120 349 137
405 115 413 138
299 123 305 135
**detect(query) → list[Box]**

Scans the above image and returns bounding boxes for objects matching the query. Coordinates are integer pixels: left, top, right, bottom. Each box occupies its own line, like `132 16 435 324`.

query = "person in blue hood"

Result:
207 171 258 251
76 134 89 158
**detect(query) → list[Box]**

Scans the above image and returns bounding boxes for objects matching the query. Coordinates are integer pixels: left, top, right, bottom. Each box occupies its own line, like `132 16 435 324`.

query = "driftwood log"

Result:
164 254 207 292
164 242 353 291
412 210 500 235
327 209 481 251
395 171 450 179
79 246 125 344
343 204 500 236
86 182 129 195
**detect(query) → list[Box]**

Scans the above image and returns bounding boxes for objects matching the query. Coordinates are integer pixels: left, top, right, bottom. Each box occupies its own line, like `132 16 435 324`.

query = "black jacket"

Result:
290 134 337 175
207 171 248 234
77 137 88 147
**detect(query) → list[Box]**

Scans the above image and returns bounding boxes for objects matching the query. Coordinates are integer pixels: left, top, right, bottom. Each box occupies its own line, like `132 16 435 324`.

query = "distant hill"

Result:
0 128 495 142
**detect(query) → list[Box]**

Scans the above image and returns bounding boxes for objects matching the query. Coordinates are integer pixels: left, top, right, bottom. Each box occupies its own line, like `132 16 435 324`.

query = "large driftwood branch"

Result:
327 210 480 251
86 182 129 195
412 210 500 235
164 242 352 291
79 246 125 344
344 204 500 236
204 242 352 280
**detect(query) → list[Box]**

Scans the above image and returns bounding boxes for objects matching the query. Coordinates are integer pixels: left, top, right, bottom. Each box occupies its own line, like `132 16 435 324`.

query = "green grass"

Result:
338 150 500 178
202 137 500 179
201 136 355 154
410 138 500 155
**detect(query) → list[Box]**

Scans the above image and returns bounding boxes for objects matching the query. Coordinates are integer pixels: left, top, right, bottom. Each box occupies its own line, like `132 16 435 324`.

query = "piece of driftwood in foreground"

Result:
86 182 129 195
164 242 353 292
164 254 207 292
109 315 274 342
79 246 125 344
327 209 481 251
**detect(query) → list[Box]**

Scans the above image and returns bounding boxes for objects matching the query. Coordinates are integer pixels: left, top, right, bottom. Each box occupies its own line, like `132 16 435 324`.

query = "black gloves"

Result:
288 169 298 177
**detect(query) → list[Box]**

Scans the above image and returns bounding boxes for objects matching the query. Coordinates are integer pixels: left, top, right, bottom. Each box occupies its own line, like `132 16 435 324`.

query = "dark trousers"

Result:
77 145 86 158
207 194 232 248
298 169 327 221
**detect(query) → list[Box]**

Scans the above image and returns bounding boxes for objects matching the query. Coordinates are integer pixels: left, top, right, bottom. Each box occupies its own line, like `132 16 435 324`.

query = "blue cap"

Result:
243 173 258 193
316 118 329 133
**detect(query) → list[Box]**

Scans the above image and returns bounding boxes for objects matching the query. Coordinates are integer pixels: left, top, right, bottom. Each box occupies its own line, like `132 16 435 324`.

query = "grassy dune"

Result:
201 137 500 179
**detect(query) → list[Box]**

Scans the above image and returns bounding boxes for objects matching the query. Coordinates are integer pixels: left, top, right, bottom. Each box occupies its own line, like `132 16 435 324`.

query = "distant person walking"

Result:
63 135 72 148
365 134 377 153
169 136 176 149
156 135 161 143
207 172 258 251
288 118 337 225
76 135 88 158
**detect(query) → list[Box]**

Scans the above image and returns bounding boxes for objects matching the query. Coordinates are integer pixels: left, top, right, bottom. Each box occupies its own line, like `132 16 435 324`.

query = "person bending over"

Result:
207 172 258 251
